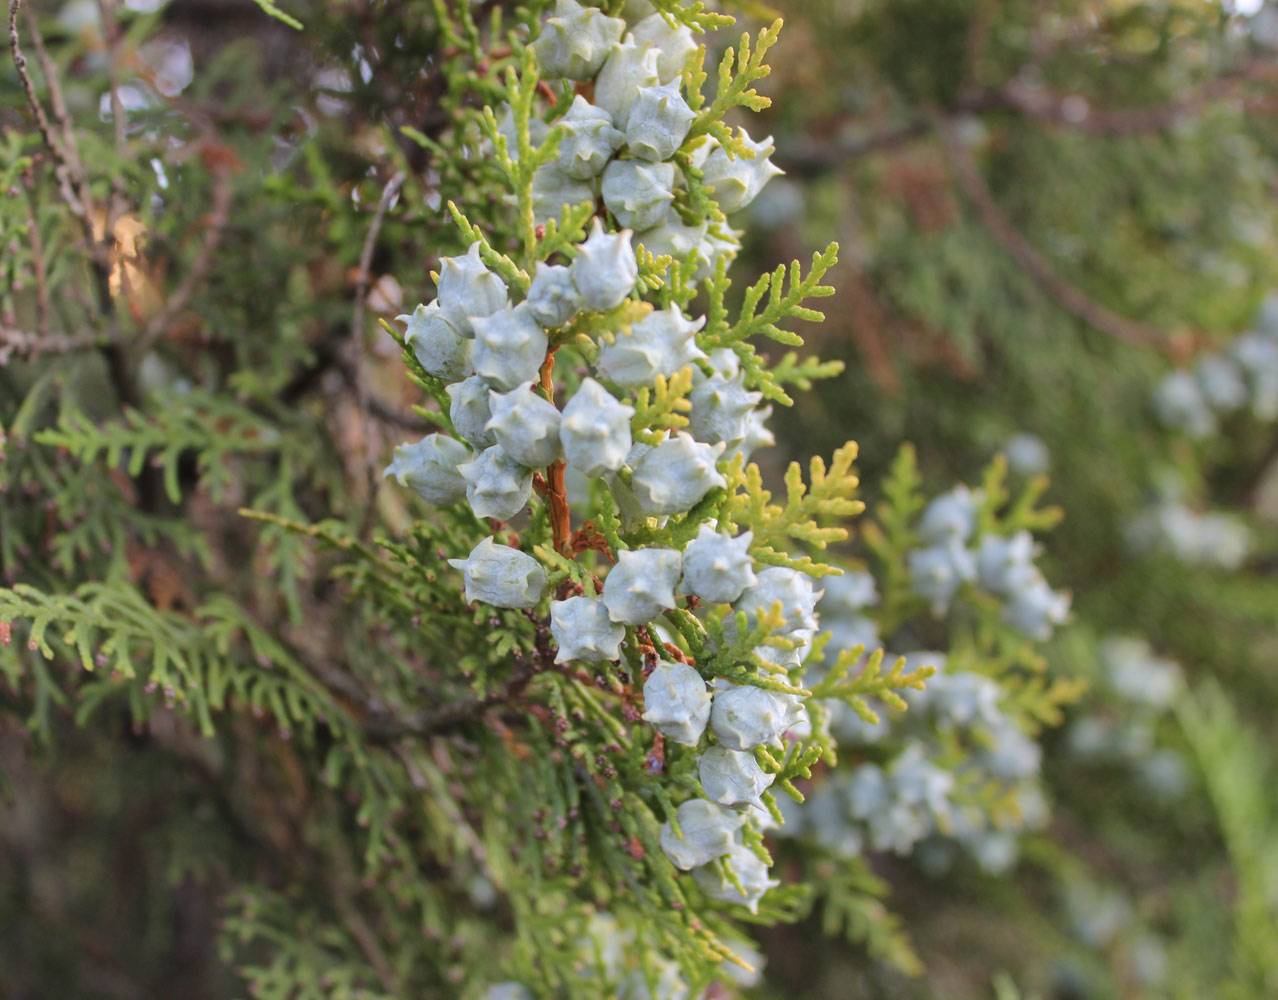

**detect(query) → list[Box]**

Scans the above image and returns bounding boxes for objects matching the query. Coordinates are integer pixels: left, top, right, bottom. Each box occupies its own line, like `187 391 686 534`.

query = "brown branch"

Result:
22 2 77 172
9 0 83 222
352 170 406 349
0 324 114 364
779 57 1278 175
974 58 1278 135
776 119 930 176
13 0 123 401
348 170 407 531
937 116 1171 350
537 347 572 555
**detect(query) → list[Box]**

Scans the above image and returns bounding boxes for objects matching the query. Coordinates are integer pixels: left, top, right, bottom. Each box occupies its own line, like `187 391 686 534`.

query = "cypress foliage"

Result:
2 1 1276 998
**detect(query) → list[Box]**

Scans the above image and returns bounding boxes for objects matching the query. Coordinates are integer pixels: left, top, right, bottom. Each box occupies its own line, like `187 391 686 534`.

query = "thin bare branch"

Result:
975 58 1278 135
937 116 1172 350
779 56 1278 175
353 170 406 347
22 2 77 165
350 169 406 523
776 119 929 175
0 324 115 364
8 0 83 220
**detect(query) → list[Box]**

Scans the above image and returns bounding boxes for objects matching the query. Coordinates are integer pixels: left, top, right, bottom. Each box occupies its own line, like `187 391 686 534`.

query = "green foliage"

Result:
703 242 841 404
816 860 923 977
718 444 865 574
689 20 781 149
630 367 695 444
1178 684 1278 1000
36 392 279 505
7 0 1276 997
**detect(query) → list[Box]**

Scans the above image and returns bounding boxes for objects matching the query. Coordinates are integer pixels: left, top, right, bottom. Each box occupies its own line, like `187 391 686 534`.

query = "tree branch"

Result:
778 56 1278 175
0 324 116 364
937 116 1172 350
537 347 572 555
972 57 1278 135
350 170 407 528
9 0 84 223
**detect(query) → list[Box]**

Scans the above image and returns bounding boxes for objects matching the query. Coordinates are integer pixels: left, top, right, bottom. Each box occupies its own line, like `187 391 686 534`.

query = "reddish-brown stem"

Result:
539 347 572 555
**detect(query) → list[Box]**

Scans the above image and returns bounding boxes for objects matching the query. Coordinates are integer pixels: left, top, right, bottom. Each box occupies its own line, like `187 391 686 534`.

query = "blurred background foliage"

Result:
744 1 1278 996
2 0 1277 997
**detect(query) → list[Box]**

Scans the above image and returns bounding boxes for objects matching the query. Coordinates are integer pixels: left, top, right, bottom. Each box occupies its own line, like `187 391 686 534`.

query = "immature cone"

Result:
555 96 625 180
700 131 784 213
1001 575 1070 641
634 210 707 263
979 718 1042 781
819 569 879 616
602 547 681 624
530 165 596 226
447 375 497 450
643 661 711 746
693 223 742 282
1232 332 1278 419
602 159 676 231
1195 354 1247 412
532 0 624 80
691 842 779 913
595 34 660 123
974 531 1036 595
679 525 756 604
1153 371 1216 439
458 444 534 522
525 262 583 328
486 381 562 469
495 105 549 164
625 81 695 162
729 404 775 462
698 746 774 809
631 12 697 83
571 220 638 310
658 799 745 870
551 596 626 663
710 683 792 751
687 371 761 446
399 302 472 381
471 303 549 392
928 671 1001 729
384 435 470 505
479 984 534 1000
559 378 635 477
447 537 547 609
630 433 727 516
917 485 980 545
436 241 507 336
735 566 822 636
909 538 977 615
596 306 705 388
